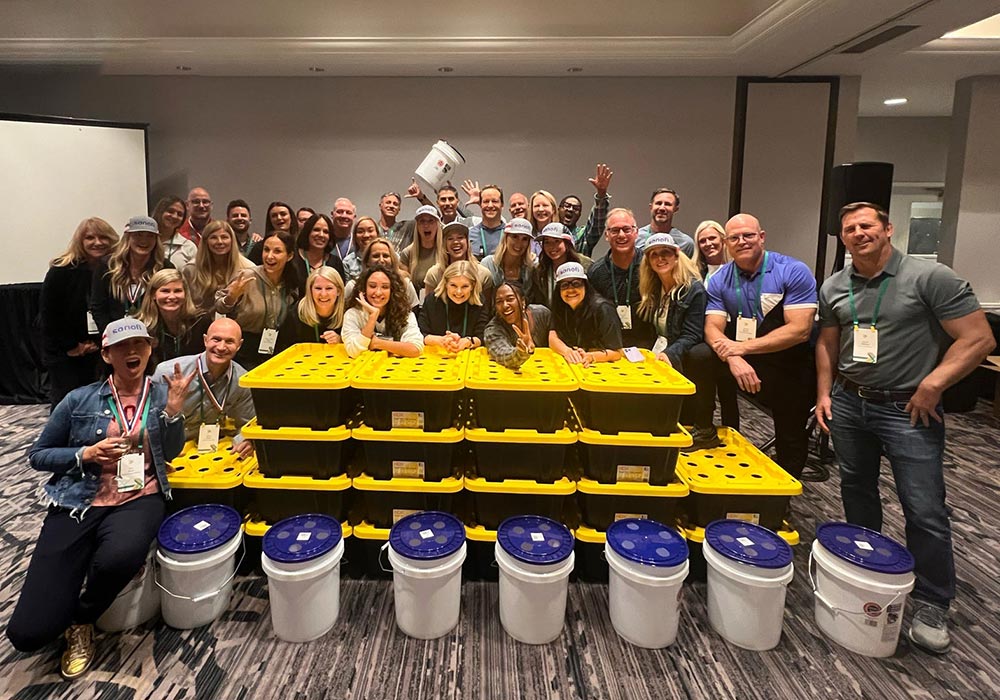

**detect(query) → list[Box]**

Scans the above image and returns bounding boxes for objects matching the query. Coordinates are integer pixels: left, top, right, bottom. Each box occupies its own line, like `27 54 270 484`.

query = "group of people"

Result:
14 164 995 678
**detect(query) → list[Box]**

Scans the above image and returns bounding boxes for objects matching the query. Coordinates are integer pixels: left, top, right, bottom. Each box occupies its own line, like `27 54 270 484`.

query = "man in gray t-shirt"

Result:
815 202 994 655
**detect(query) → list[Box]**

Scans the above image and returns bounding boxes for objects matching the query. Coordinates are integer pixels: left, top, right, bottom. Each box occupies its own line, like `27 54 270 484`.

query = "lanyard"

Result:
734 251 768 320
197 355 231 423
257 277 287 329
848 276 891 329
609 259 633 306
446 300 469 336
107 377 152 449
334 236 353 259
125 281 143 311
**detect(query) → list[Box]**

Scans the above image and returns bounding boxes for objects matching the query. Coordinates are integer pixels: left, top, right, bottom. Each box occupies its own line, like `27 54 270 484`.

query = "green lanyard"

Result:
609 260 633 305
848 276 891 329
446 300 469 336
734 251 768 320
257 278 287 329
107 391 151 450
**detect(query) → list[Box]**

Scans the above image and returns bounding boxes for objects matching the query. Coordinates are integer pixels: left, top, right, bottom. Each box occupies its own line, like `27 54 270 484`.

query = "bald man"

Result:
153 318 255 458
178 186 213 245
704 213 817 479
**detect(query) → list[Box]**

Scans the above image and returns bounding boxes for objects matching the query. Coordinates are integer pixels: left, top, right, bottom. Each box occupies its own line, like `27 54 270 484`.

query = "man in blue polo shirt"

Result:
705 213 817 479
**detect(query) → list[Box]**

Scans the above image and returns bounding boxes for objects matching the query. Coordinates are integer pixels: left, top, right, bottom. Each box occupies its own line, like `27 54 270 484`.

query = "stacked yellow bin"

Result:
167 436 255 513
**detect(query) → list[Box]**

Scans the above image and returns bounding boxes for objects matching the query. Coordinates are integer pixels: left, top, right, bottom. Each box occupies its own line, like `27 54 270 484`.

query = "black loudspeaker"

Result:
822 162 894 275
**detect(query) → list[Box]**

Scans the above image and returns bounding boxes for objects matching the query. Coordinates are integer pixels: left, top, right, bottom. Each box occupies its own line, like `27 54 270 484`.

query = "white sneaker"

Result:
906 603 951 654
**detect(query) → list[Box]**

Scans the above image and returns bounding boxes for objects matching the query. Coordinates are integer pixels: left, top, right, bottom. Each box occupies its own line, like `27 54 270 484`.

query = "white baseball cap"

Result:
554 262 587 284
102 319 152 348
642 232 681 253
414 204 441 220
537 223 574 243
503 217 533 237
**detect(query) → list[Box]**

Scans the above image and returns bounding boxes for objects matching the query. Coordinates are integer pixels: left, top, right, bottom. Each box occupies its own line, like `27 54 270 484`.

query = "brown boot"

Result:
60 623 95 680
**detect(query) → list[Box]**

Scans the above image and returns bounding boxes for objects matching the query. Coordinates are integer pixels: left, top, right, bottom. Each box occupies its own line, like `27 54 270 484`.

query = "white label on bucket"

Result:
391 411 425 429
726 512 760 525
296 532 312 542
393 509 419 523
736 537 755 546
193 520 210 531
419 529 434 539
392 460 425 479
616 464 651 483
530 532 545 542
855 540 874 551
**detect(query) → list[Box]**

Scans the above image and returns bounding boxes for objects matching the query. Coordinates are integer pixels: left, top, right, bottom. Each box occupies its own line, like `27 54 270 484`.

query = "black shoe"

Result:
798 463 830 483
689 426 721 451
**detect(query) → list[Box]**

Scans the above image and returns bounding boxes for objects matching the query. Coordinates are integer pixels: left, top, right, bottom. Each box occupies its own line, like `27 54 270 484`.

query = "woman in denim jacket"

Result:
6 319 190 680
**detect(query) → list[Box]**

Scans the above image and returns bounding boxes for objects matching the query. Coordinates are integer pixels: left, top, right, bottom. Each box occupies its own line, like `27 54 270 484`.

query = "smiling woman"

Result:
136 269 211 368
341 265 423 358
418 260 489 352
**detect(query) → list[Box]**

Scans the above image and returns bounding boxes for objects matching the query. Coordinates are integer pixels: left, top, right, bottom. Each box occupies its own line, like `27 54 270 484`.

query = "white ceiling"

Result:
3 0 1000 116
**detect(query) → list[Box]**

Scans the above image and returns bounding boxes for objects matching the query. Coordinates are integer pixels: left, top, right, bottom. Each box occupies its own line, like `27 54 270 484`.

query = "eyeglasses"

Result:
725 232 760 244
560 279 585 290
606 225 636 236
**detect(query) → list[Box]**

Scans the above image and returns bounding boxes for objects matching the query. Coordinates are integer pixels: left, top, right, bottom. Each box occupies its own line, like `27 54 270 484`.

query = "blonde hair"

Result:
528 190 559 234
493 228 536 268
136 268 199 337
187 220 245 313
298 266 346 330
105 225 166 301
51 217 118 267
434 260 483 306
637 247 702 321
692 220 731 271
403 218 442 270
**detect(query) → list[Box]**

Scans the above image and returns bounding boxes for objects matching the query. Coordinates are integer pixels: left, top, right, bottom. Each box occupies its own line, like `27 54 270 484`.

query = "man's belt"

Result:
838 377 915 403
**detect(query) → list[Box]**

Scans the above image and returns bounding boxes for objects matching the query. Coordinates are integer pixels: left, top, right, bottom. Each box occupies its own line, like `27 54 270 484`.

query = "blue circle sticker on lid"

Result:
816 522 914 575
705 519 793 569
497 515 573 566
158 504 241 555
606 518 688 568
263 514 342 564
389 511 465 561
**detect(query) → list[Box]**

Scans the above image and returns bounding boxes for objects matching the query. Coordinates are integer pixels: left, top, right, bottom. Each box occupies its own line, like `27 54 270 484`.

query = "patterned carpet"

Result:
0 399 998 700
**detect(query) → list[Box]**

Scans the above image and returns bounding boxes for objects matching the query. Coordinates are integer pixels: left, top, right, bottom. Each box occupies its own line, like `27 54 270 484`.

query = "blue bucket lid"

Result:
606 518 688 568
497 515 573 566
263 514 342 564
705 519 793 569
389 511 465 561
158 504 241 555
816 522 914 575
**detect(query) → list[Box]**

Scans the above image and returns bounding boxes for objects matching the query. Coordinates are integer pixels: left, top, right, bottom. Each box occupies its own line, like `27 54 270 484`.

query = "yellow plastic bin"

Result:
350 474 465 528
352 423 466 481
239 343 363 430
243 464 351 524
464 476 577 529
570 349 695 436
465 347 577 432
683 520 799 582
241 419 352 479
167 438 253 512
675 427 803 530
351 347 467 432
243 517 352 576
577 425 692 486
465 423 576 482
576 477 689 530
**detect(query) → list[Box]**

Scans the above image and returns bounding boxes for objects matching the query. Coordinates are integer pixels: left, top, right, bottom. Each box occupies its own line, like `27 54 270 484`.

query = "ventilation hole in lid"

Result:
739 462 749 467
725 474 735 479
223 467 234 473
199 467 210 472
698 473 710 478
751 473 762 478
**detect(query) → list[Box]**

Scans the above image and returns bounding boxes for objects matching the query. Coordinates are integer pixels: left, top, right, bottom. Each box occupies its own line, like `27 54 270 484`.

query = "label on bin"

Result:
419 529 434 539
393 508 419 523
616 464 651 482
615 512 647 521
296 532 312 541
194 521 211 531
391 411 425 429
392 460 425 478
530 532 545 542
726 512 760 524
736 536 755 546
855 540 874 551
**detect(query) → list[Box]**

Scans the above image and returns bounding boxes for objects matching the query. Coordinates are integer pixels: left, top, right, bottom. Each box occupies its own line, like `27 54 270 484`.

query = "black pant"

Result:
6 494 165 652
675 342 718 431
46 355 100 411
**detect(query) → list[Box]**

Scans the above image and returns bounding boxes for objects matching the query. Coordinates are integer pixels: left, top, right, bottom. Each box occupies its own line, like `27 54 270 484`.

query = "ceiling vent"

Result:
840 25 920 53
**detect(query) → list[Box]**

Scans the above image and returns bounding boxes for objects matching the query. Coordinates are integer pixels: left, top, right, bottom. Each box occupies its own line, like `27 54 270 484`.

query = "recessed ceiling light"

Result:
308 66 325 73
438 66 454 73
567 67 583 73
883 97 908 106
175 65 192 72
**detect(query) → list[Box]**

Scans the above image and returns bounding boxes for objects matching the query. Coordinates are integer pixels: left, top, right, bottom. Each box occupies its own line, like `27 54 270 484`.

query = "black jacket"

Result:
41 261 98 363
417 295 489 342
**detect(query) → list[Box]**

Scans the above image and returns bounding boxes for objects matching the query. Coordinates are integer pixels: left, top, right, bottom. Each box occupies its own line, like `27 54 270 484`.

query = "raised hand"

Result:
164 362 196 416
589 163 613 197
462 179 481 207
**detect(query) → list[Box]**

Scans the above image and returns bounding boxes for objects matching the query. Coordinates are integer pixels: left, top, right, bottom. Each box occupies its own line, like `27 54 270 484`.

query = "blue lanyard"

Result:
733 251 768 320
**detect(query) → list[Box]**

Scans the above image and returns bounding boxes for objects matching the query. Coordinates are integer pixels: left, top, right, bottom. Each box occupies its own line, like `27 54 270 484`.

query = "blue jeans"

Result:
829 383 954 608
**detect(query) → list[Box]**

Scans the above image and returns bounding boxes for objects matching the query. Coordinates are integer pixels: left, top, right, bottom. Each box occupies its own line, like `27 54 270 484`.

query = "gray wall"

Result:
856 116 951 184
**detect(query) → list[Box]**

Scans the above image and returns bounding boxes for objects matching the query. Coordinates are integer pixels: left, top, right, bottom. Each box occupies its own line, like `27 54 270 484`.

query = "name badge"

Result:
852 326 879 363
86 311 99 335
616 305 632 330
198 423 221 453
259 328 278 354
735 317 757 342
116 452 145 492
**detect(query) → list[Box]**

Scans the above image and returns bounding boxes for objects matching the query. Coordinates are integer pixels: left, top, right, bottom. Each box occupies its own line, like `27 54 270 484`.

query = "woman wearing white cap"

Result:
549 262 622 366
423 220 493 305
400 205 443 295
418 260 489 352
637 232 720 449
8 318 189 680
482 217 537 301
530 223 593 308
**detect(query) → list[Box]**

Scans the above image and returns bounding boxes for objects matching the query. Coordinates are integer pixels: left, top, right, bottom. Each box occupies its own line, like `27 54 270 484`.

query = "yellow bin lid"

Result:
167 438 254 489
463 475 576 495
242 464 351 491
241 418 351 442
464 423 576 445
577 424 692 448
353 521 390 541
465 524 497 542
239 343 361 390
675 427 803 496
465 347 578 392
570 348 695 395
352 423 464 443
574 524 606 544
576 477 688 497
350 346 468 392
244 517 352 539
352 473 464 493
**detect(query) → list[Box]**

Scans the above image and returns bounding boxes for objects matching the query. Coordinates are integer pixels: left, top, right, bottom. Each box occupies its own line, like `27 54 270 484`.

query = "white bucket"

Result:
97 545 160 632
414 140 465 192
156 531 243 630
704 539 794 650
605 544 689 648
263 537 345 643
810 539 915 657
495 542 575 644
386 542 467 639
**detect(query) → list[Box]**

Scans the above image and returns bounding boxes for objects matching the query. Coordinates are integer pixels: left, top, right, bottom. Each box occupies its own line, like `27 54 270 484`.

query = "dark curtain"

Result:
0 284 47 404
